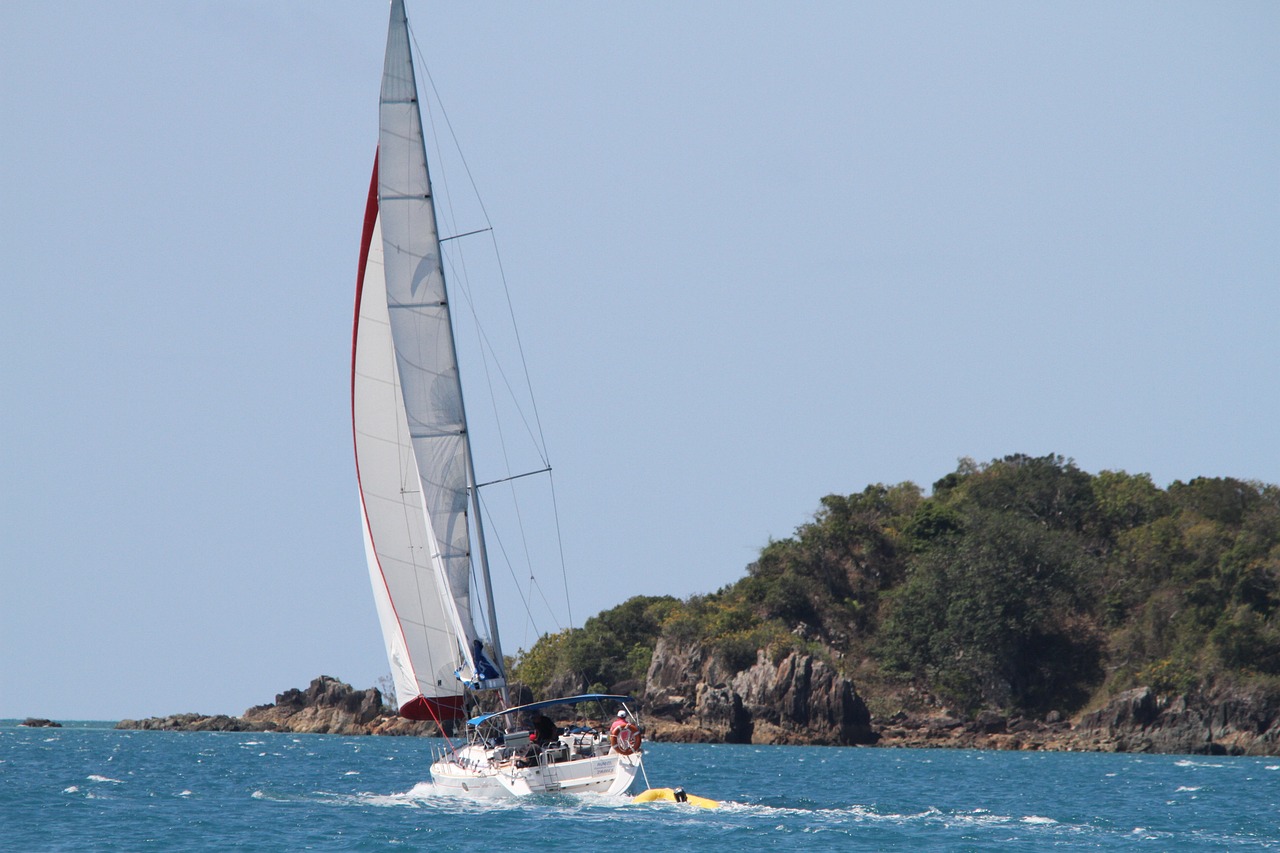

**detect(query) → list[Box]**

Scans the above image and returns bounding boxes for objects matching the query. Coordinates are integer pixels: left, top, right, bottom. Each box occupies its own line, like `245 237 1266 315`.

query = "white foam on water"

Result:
1175 785 1201 793
87 775 123 784
335 781 550 813
405 781 436 798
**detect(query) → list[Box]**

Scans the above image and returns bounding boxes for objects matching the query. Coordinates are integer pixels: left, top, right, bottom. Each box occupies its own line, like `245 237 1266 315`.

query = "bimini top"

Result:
468 694 635 727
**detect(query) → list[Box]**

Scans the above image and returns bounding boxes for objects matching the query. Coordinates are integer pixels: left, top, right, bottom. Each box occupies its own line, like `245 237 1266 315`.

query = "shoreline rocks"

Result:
110 668 1280 757
640 637 1280 755
116 676 437 737
869 683 1280 756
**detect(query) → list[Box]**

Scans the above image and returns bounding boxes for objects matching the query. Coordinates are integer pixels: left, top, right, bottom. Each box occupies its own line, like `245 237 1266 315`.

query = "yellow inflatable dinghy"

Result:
632 787 720 809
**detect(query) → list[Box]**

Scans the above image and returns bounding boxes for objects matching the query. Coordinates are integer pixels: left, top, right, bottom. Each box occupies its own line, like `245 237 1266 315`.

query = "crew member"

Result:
609 710 641 754
530 714 558 751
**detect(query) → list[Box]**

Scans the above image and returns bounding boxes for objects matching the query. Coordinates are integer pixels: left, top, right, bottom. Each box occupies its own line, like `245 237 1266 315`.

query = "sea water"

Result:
3 721 1278 851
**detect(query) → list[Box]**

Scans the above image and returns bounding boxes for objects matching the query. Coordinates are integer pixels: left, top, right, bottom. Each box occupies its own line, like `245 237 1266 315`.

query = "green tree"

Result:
879 512 1101 713
952 454 1095 532
510 596 679 698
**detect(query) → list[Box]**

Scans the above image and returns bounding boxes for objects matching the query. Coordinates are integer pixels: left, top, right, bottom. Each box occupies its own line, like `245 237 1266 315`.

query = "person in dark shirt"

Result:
530 714 558 751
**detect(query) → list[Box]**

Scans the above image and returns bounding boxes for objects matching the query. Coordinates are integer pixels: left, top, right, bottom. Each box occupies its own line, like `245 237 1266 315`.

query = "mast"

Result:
462 383 509 707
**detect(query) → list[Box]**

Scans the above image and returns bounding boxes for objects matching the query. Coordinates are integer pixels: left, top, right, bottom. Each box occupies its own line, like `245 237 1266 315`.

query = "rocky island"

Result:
121 456 1280 757
19 718 62 728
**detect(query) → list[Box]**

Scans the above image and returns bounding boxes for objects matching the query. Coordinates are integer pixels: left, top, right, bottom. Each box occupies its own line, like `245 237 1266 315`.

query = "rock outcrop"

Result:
1069 685 1280 755
19 718 62 728
116 713 270 733
869 683 1280 756
241 675 386 734
642 637 878 745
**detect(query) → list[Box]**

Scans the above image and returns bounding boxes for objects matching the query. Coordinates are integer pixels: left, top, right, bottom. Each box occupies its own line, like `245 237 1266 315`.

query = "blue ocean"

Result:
4 721 1278 850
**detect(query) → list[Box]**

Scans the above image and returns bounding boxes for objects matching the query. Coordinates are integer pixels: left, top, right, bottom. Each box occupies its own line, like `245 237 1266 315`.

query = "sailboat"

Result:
351 0 644 798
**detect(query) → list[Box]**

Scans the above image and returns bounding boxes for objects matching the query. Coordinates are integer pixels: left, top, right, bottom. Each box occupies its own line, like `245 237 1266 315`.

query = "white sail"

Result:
353 0 503 722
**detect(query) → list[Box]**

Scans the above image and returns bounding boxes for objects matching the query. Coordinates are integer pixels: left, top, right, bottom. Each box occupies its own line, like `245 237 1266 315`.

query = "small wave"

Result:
949 809 1015 828
344 770 360 776
1022 815 1057 825
87 775 123 784
1175 786 1201 793
63 786 79 794
405 781 437 798
177 790 193 797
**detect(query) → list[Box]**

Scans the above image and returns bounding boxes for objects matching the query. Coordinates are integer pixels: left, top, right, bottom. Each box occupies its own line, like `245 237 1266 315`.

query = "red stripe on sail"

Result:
351 148 380 359
400 695 466 722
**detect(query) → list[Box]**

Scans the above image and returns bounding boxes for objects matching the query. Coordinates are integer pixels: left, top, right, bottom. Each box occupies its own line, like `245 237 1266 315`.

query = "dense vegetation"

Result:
511 455 1280 718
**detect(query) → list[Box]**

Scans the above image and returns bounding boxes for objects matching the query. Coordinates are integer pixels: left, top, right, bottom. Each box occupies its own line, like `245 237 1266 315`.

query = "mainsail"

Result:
352 0 504 722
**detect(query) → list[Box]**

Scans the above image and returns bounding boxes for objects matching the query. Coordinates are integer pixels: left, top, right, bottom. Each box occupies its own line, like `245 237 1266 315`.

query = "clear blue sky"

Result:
2 1 1276 720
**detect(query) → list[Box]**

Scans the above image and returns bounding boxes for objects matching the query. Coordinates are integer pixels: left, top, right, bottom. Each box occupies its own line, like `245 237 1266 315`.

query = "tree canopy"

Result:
511 455 1280 717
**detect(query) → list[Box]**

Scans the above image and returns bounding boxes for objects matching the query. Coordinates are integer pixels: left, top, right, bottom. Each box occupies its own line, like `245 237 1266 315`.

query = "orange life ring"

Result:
611 722 641 755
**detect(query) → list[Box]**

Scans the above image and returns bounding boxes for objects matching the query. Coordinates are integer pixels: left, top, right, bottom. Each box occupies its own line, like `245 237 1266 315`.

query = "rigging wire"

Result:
411 32 554 468
475 487 567 643
406 20 580 645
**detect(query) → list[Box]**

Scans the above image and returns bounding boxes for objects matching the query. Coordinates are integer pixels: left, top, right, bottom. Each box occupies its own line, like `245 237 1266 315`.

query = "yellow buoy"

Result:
631 787 720 809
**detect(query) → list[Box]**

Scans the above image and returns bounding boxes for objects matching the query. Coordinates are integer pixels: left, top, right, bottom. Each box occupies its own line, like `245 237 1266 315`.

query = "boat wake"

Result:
228 781 1280 848
627 799 1097 839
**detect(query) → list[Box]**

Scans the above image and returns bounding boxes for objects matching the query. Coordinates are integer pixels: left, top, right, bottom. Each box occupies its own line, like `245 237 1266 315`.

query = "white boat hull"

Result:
430 744 643 798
